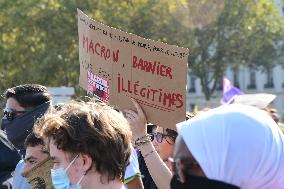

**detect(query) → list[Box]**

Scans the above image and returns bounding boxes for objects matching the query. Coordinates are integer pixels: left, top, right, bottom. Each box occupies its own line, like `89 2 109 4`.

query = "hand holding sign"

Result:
124 99 147 142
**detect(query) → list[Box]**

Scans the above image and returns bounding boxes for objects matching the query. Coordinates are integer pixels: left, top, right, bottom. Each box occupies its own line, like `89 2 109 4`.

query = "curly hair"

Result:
4 84 51 108
34 101 132 183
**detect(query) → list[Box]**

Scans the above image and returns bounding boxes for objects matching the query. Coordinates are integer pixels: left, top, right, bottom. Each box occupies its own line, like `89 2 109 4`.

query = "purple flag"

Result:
222 78 244 103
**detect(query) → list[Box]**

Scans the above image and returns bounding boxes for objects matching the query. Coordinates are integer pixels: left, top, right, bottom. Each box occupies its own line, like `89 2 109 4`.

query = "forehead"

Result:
173 135 192 159
25 145 48 159
6 97 25 110
25 145 45 157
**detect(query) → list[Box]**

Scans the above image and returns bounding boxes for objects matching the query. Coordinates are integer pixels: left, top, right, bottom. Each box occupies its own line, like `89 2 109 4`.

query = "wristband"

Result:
134 134 152 148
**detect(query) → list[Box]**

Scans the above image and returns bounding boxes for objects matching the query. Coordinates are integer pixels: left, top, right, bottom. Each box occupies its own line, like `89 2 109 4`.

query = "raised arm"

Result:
124 99 172 189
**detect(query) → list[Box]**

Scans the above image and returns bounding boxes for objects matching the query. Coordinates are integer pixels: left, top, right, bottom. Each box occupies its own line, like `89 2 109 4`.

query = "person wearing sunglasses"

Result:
124 99 178 189
171 104 284 189
151 128 177 164
1 84 51 155
1 84 52 189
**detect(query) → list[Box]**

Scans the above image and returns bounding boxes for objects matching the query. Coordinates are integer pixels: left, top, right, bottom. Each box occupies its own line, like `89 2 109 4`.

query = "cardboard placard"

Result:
228 93 276 108
78 9 189 129
22 157 54 189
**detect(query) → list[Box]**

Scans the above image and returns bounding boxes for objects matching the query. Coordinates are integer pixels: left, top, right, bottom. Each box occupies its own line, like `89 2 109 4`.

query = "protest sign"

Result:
78 9 189 129
22 157 54 189
228 93 276 108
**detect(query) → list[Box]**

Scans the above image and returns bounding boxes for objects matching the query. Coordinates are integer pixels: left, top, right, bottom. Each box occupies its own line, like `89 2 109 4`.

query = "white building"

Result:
275 0 284 17
47 87 75 105
187 65 284 116
187 1 284 118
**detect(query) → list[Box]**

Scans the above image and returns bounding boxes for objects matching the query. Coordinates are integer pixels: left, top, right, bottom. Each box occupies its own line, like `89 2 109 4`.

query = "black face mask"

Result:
1 101 51 156
170 175 240 189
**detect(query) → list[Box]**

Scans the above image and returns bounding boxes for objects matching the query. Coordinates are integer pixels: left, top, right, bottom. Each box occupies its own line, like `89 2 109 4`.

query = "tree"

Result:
1 0 283 101
0 0 186 95
179 0 284 100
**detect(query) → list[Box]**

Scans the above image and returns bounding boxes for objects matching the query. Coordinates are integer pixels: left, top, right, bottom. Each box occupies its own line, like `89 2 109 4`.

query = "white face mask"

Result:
51 154 85 189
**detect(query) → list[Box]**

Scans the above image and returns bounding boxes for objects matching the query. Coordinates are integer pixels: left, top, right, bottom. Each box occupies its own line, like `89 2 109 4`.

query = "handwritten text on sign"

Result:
78 9 189 129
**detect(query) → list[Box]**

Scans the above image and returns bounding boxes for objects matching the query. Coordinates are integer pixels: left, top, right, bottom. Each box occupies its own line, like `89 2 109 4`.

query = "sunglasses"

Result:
3 108 27 121
151 132 175 145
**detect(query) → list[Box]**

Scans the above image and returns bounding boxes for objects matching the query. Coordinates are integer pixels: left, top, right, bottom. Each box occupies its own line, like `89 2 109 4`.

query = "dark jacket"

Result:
0 130 21 188
170 175 240 189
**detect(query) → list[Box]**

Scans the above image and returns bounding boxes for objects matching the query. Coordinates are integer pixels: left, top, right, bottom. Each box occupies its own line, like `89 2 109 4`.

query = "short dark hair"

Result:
165 111 195 141
147 124 177 141
24 132 45 148
35 101 132 182
151 112 194 141
4 84 51 109
165 128 178 142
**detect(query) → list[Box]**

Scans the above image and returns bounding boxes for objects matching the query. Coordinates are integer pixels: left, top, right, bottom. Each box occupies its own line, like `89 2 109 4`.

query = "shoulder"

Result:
12 160 30 189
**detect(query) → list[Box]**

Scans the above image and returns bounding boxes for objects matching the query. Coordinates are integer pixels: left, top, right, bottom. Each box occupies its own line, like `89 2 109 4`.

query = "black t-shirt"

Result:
138 152 158 189
170 174 240 189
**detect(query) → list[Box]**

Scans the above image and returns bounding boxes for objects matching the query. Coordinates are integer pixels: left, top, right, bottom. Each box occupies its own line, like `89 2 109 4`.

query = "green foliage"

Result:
0 0 283 100
186 0 284 100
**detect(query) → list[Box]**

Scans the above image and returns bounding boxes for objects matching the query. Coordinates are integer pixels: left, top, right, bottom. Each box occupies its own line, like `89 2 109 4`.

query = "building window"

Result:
188 75 196 93
233 70 240 88
264 68 274 89
247 68 256 89
190 104 196 111
216 78 222 91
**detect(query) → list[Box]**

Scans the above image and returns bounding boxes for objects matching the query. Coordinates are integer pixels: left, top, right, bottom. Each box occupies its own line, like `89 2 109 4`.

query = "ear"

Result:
80 154 92 172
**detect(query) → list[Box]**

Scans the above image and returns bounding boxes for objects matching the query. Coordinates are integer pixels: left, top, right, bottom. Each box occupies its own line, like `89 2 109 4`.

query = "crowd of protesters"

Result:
1 84 284 189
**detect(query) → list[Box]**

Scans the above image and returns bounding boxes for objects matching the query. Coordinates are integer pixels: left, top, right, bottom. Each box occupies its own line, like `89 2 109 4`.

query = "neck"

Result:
82 172 125 189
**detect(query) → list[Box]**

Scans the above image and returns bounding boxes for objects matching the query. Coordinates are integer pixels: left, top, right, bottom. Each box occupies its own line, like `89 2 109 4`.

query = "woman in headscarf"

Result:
171 104 284 189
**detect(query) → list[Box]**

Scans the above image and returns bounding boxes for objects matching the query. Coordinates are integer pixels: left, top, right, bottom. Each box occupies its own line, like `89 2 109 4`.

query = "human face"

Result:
22 145 49 174
152 126 174 161
49 139 84 185
3 98 26 121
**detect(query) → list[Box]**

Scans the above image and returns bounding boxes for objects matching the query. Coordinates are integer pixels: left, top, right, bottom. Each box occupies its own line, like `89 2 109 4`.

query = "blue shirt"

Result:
12 160 30 189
